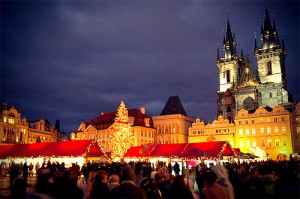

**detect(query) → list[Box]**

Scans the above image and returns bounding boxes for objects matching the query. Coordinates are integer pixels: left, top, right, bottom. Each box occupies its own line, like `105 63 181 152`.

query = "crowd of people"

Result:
1 159 299 198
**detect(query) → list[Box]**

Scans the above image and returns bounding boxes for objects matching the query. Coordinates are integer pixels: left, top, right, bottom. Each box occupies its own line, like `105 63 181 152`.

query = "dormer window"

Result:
129 117 134 125
144 118 150 127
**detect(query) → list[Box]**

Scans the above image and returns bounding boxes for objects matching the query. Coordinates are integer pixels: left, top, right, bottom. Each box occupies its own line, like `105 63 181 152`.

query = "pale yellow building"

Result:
234 105 293 160
70 106 156 153
188 115 235 147
152 96 194 144
0 103 60 144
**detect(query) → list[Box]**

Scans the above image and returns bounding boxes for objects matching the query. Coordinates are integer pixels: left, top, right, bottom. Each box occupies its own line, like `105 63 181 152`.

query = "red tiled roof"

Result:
87 108 154 130
0 140 106 158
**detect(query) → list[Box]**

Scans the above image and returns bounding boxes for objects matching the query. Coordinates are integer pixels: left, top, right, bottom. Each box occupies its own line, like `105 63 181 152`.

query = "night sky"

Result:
1 0 299 134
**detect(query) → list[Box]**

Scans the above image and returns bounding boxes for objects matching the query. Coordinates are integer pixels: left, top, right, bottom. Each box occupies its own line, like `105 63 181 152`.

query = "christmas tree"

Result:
109 101 134 161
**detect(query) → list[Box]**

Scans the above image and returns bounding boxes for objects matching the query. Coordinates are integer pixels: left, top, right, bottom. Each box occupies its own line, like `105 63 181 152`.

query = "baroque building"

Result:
152 96 194 144
188 115 235 147
70 104 155 153
217 6 292 121
234 105 294 159
0 103 60 144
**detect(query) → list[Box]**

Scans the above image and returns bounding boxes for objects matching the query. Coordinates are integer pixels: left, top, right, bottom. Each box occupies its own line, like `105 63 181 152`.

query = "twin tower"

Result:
217 6 293 122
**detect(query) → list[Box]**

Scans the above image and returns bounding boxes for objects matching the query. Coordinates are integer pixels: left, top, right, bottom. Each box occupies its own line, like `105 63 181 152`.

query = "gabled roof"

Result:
160 96 187 116
0 140 106 158
86 108 154 130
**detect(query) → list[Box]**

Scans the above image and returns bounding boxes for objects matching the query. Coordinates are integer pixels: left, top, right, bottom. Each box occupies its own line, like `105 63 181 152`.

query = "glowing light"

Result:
109 101 134 161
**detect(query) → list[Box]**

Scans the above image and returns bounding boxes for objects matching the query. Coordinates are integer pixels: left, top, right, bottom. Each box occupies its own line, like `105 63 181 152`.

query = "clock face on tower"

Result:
243 97 255 110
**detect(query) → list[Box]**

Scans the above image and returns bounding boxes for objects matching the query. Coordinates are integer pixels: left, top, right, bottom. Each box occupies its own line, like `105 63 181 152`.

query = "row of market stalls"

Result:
123 141 238 174
0 140 107 169
0 140 241 175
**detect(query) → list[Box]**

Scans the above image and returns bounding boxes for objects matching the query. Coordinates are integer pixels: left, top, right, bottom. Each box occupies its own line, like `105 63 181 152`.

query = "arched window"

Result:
267 61 272 75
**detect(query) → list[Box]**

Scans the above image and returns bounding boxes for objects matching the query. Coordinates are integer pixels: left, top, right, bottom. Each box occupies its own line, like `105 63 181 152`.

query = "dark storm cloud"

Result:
1 0 299 133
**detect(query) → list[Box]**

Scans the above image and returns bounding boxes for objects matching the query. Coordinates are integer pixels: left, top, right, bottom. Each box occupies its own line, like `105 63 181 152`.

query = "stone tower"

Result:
254 6 292 108
217 16 259 122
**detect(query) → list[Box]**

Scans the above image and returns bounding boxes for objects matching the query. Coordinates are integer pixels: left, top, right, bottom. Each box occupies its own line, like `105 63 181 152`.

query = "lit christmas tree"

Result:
109 101 134 161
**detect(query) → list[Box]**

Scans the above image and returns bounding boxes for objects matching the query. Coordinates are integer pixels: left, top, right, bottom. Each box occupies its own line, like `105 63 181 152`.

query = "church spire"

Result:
223 12 237 60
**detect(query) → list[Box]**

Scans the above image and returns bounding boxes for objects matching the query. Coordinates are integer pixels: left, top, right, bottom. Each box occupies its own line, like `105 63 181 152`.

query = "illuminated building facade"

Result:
235 105 294 159
217 6 292 122
189 105 299 159
70 106 156 152
0 103 60 144
153 96 194 144
188 115 235 147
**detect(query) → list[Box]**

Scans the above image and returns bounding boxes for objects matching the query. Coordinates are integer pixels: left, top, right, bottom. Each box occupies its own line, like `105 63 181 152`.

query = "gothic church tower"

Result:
254 6 292 108
217 5 293 122
217 16 259 122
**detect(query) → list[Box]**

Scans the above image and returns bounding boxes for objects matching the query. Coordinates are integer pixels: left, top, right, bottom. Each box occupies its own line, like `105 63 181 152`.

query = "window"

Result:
274 118 278 122
246 129 250 135
267 127 271 134
3 117 7 123
281 117 285 122
268 139 272 147
226 70 230 83
239 141 244 148
141 132 143 137
260 127 264 133
252 128 256 135
260 119 264 123
267 61 272 75
283 139 287 146
274 127 279 133
251 120 255 124
252 140 257 147
297 127 300 133
270 93 273 98
275 140 280 146
239 121 242 125
282 127 286 132
261 140 265 147
245 120 248 124
246 140 250 147
239 129 243 135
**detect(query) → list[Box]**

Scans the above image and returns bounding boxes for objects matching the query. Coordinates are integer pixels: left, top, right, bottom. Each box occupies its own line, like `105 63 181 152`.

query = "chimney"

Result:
140 106 146 114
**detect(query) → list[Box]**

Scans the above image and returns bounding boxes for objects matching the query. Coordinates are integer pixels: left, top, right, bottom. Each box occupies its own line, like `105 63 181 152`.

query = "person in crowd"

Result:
81 163 90 184
110 165 147 198
11 178 27 198
245 167 264 198
9 161 20 191
173 162 180 175
35 162 40 176
154 172 168 198
36 162 51 194
140 177 162 199
29 162 34 176
108 174 120 191
210 163 235 199
22 162 29 186
88 170 110 198
261 167 278 197
165 175 194 199
202 171 230 199
184 169 196 192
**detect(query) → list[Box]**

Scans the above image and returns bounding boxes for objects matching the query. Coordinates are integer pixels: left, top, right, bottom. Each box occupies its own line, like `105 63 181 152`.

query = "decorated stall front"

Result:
0 140 106 169
124 141 236 171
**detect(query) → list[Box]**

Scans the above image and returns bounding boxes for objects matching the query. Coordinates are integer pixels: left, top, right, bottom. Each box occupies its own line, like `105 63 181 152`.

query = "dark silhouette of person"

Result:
22 162 29 185
11 178 27 198
110 166 146 198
